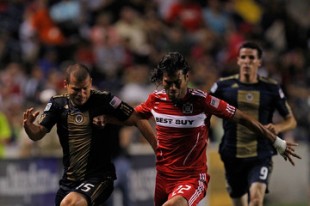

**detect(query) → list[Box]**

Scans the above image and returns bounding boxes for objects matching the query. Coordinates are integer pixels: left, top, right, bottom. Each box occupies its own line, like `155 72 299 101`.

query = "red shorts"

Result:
154 172 209 206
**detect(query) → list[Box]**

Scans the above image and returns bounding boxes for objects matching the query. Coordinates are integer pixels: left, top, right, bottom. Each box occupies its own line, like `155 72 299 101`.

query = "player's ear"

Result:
258 59 262 67
185 72 190 80
64 80 68 88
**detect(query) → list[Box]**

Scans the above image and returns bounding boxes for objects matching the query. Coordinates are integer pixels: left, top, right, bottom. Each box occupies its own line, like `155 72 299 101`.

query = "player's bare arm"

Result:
23 107 48 141
129 112 157 153
232 109 301 165
265 114 297 135
97 112 157 153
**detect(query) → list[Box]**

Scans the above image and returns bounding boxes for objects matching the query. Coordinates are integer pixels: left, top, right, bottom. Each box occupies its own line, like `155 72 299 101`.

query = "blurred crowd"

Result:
0 0 309 159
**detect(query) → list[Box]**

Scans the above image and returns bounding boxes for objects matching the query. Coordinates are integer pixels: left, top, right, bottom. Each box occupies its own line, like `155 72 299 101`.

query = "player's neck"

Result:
240 74 258 83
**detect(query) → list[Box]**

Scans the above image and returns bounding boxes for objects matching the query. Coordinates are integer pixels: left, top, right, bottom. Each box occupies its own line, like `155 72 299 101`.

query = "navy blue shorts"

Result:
55 177 114 206
220 156 273 198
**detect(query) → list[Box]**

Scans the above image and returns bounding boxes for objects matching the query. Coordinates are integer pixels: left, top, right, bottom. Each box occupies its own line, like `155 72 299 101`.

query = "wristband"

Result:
273 136 287 155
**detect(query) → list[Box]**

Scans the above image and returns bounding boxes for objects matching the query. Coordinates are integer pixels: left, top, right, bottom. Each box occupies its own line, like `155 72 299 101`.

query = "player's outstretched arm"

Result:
100 112 157 153
232 109 301 165
128 112 157 153
23 108 47 141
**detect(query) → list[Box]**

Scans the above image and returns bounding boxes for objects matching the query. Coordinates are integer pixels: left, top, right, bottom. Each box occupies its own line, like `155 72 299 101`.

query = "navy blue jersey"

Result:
38 90 134 187
210 74 292 159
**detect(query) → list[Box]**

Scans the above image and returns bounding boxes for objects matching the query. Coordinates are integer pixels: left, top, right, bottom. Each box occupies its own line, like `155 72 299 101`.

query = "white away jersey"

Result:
135 88 236 176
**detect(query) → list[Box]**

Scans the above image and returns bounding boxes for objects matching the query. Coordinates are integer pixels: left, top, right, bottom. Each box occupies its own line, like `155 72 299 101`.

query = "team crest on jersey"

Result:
182 103 193 114
75 114 84 124
246 93 254 102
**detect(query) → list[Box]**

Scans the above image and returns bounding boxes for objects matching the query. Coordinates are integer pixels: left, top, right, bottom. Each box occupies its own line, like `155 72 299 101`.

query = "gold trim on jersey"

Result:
67 111 92 181
236 90 260 158
219 74 239 81
258 76 278 84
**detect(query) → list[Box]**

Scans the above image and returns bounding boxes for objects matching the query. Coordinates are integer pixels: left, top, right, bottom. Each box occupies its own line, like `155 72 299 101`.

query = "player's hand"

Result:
281 141 301 166
93 115 106 127
265 123 279 135
23 108 40 127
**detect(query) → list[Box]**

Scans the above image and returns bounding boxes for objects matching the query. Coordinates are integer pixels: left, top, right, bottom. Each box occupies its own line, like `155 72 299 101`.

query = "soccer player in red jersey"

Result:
105 52 300 206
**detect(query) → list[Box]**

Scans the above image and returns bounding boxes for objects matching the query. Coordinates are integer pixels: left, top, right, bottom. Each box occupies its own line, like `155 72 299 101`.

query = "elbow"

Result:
287 115 297 130
291 118 297 129
29 135 44 142
128 112 144 127
124 119 136 126
26 126 47 141
30 137 40 142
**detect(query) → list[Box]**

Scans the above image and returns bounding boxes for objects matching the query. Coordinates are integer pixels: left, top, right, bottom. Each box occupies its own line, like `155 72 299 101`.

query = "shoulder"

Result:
258 76 286 98
89 89 115 103
258 76 281 92
50 94 68 104
43 94 68 111
216 74 239 88
152 89 166 99
153 89 165 95
141 89 169 104
258 76 279 85
218 74 239 82
91 89 112 97
210 74 238 93
188 88 207 98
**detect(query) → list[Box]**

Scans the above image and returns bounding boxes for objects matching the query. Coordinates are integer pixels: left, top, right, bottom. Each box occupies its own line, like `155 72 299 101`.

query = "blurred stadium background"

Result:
0 0 309 206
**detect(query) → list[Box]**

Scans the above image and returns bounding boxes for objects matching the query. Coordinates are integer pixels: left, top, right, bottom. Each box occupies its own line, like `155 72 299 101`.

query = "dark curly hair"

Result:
239 41 263 59
151 52 191 85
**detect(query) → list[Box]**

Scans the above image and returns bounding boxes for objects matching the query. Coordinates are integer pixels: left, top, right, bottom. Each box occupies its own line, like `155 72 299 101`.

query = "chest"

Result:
219 84 276 109
151 99 207 128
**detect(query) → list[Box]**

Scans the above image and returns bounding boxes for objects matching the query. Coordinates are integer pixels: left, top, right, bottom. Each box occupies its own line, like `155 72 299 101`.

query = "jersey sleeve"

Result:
274 86 293 117
205 93 236 119
39 97 62 132
110 96 135 121
210 81 224 99
210 81 219 95
92 90 134 121
135 94 154 119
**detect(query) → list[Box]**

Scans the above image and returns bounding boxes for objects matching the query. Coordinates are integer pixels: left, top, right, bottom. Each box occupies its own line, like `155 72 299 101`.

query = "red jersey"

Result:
135 88 236 176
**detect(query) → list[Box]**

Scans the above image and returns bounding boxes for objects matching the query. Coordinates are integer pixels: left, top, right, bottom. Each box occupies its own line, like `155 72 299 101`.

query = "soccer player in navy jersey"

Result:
103 52 300 206
23 63 156 206
210 41 298 206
